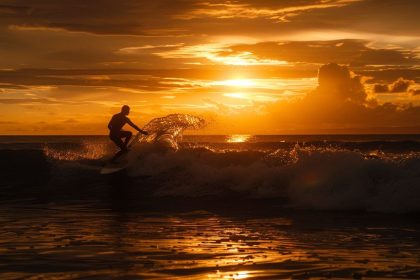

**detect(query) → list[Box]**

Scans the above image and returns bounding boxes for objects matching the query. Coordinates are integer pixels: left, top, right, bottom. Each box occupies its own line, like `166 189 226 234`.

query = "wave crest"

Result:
139 114 206 150
4 114 420 213
126 144 420 213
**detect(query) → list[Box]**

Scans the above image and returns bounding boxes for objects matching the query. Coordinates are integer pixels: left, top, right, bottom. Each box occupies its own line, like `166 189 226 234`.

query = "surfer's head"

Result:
121 105 130 115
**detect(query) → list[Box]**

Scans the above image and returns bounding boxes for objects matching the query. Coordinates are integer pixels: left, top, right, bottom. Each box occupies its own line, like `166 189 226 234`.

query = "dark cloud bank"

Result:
1 0 419 37
264 63 420 133
223 40 419 66
373 78 418 95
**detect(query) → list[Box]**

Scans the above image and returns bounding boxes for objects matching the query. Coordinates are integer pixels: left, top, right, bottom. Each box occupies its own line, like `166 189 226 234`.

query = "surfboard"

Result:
100 132 142 174
100 160 128 174
101 165 126 175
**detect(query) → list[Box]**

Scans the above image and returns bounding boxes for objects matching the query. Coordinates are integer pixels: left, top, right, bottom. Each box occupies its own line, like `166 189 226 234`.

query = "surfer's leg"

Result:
121 130 132 148
110 133 127 163
110 134 125 150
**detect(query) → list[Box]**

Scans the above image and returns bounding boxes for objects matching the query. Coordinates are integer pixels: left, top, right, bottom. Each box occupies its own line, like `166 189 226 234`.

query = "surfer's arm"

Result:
107 118 113 130
127 119 148 135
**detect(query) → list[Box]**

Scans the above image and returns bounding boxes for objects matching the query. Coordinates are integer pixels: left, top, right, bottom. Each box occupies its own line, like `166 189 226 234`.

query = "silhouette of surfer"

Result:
108 105 148 163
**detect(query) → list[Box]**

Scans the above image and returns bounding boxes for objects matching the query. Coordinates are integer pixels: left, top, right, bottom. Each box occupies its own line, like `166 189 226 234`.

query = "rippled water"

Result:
1 122 420 279
1 203 419 279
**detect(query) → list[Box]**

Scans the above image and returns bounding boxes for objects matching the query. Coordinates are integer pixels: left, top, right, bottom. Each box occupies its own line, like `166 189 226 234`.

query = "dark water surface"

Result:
1 202 419 279
1 134 420 279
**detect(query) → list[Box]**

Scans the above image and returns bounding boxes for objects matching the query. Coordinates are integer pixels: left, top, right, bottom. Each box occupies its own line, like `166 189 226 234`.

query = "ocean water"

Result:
0 115 420 279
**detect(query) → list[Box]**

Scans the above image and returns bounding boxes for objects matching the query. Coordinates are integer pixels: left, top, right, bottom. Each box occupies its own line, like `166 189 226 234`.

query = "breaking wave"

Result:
1 114 420 213
123 145 420 213
142 114 206 147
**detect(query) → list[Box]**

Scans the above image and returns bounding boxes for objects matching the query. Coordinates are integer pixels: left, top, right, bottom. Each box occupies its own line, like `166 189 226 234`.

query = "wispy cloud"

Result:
1 0 420 133
156 43 288 65
176 0 361 21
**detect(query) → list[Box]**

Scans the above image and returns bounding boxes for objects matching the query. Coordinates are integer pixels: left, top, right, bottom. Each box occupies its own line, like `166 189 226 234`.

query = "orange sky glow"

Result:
0 0 419 134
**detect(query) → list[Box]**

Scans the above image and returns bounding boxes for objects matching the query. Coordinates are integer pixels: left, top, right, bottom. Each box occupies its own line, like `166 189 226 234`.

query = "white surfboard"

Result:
100 132 142 174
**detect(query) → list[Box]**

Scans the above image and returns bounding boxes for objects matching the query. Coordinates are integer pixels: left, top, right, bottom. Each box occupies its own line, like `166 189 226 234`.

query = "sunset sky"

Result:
0 0 419 134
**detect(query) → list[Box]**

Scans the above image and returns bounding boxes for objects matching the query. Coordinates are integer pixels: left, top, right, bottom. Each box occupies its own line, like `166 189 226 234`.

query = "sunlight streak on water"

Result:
1 205 419 279
226 134 254 143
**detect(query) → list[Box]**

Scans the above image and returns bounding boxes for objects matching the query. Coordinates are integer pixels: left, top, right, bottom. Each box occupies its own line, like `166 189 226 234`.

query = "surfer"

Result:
108 105 148 162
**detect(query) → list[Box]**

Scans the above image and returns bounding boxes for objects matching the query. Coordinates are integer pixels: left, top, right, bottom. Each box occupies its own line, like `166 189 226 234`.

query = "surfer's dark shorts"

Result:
109 130 132 150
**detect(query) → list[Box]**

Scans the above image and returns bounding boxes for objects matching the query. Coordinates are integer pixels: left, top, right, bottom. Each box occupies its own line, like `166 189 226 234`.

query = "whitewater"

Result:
1 114 419 213
1 114 420 279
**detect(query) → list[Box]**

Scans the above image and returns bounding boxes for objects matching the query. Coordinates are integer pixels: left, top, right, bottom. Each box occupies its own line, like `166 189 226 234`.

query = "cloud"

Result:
222 40 419 66
389 78 414 93
410 89 420 96
1 2 418 72
1 1 420 134
175 0 357 21
0 67 317 91
361 68 420 84
0 98 59 104
0 121 18 125
255 63 420 133
0 68 203 92
373 83 388 93
0 4 26 15
373 78 416 93
0 0 356 37
0 1 198 36
62 118 79 123
312 63 368 104
157 43 290 65
0 0 418 39
116 44 184 54
286 0 420 37
0 83 28 90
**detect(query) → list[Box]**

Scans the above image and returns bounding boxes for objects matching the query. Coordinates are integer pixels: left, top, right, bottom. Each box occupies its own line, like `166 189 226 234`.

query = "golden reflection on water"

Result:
226 134 254 143
207 270 250 279
1 205 420 279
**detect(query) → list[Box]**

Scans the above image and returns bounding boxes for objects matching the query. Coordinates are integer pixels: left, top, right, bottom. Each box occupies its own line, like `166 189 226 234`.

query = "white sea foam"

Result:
96 114 420 213
121 144 420 212
35 114 420 213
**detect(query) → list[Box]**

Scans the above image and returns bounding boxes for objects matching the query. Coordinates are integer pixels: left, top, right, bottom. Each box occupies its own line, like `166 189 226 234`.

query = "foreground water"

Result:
1 202 419 279
1 125 420 278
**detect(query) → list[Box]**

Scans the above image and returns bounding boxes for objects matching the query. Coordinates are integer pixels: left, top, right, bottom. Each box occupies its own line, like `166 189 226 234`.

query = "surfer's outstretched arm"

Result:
127 119 148 135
